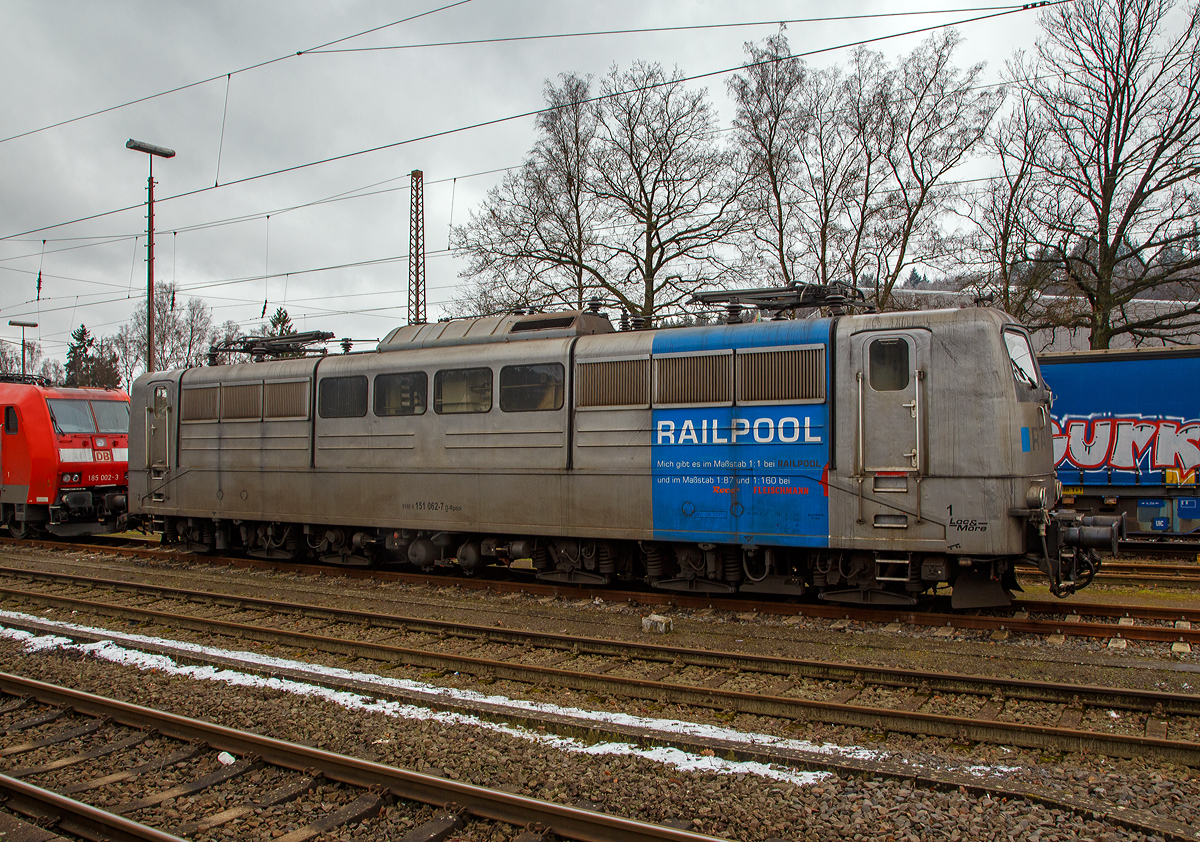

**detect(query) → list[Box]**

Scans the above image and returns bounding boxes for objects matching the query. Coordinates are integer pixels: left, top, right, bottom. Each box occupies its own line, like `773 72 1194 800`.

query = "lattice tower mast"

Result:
408 169 427 325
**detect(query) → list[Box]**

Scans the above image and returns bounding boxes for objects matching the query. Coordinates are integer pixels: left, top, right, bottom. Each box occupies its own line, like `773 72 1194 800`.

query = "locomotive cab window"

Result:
1003 328 1040 388
3 406 15 434
318 376 368 418
46 399 97 434
91 401 129 433
153 385 169 417
434 368 492 414
500 363 564 412
375 372 427 416
868 338 910 391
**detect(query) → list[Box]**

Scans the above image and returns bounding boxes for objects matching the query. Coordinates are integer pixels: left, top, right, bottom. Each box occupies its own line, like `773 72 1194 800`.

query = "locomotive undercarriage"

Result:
3 488 126 539
158 515 1024 606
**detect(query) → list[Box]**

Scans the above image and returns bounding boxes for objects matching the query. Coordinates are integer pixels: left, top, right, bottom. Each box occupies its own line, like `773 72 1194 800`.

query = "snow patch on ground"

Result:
0 608 1028 786
0 613 829 786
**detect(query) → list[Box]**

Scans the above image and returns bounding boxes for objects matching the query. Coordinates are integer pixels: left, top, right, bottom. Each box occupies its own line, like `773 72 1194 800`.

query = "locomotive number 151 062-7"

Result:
403 501 464 513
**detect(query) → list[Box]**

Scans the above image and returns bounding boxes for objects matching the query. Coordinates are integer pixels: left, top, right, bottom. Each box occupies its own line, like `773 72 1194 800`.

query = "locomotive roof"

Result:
376 305 1021 353
0 380 128 401
378 310 615 351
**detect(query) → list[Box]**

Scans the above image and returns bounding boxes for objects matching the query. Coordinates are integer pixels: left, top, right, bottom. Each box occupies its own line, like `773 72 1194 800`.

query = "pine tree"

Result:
64 324 121 388
267 307 296 337
64 325 94 387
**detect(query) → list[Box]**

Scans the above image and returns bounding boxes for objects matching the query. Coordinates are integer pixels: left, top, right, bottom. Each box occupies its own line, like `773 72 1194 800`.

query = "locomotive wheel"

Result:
8 520 38 539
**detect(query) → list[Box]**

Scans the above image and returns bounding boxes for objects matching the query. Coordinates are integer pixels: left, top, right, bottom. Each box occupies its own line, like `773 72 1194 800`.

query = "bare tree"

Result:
113 281 215 377
840 47 900 301
452 73 607 316
590 61 746 321
0 337 50 381
792 65 864 287
0 340 22 375
109 322 142 389
958 90 1062 325
1008 0 1200 348
846 33 1003 310
454 62 745 323
729 35 808 285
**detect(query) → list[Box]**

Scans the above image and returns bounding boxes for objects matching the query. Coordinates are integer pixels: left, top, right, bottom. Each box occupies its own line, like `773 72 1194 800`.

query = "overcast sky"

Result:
0 1 1048 364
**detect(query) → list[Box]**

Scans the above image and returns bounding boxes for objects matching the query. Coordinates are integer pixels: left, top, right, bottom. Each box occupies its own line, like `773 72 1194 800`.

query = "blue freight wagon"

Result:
1039 346 1200 537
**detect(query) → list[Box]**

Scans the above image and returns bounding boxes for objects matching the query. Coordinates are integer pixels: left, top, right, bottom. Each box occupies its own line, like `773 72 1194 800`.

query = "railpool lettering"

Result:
656 416 822 445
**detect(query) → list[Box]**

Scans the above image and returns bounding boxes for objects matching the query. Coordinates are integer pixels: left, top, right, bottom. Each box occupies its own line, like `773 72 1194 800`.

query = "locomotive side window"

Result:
90 401 129 433
434 368 492 414
318 376 368 418
500 363 564 412
153 385 169 417
3 406 15 434
46 399 97 434
1004 328 1040 388
868 339 910 391
375 372 427 416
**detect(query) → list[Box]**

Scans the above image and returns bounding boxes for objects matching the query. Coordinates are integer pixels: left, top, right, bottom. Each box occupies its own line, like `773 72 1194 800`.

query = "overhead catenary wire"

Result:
306 5 1046 54
214 74 232 187
2 2 1083 354
0 0 478 147
0 1 1067 244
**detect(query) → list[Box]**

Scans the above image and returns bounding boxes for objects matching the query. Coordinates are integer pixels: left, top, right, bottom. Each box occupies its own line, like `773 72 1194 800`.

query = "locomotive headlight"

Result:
72 473 81 483
62 473 71 483
1026 483 1049 510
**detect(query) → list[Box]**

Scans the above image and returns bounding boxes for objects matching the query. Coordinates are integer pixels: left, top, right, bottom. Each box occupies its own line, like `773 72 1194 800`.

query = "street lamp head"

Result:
126 139 175 158
8 320 37 328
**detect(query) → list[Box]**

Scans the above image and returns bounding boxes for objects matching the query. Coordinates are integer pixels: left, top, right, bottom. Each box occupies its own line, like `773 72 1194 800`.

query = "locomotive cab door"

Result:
146 380 175 501
855 331 928 474
847 328 943 544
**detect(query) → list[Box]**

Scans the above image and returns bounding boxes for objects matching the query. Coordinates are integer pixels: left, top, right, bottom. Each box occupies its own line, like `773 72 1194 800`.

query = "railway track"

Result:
1 537 1197 652
0 673 724 842
0 565 1196 771
8 534 1200 590
1120 537 1200 557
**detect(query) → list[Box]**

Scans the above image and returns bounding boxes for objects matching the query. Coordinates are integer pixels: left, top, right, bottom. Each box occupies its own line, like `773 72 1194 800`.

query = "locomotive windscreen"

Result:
46 399 130 434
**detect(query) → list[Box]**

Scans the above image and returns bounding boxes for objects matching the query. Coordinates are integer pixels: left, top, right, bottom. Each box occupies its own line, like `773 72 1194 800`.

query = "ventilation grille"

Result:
577 359 649 408
264 380 309 419
737 346 825 403
654 353 732 406
221 383 263 420
180 386 218 421
509 315 576 333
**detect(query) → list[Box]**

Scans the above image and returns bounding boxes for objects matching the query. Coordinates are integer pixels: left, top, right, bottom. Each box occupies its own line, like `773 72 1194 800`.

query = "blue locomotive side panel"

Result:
650 320 832 547
1041 352 1200 488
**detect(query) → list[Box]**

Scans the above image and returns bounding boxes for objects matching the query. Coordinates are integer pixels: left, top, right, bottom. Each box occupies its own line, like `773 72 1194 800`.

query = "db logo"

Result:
94 451 113 462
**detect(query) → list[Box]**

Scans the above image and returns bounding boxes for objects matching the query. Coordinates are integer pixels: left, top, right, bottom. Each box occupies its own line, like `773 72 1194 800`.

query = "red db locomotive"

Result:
1 375 130 537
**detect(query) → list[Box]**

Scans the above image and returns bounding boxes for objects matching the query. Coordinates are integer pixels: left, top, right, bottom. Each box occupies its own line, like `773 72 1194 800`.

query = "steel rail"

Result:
0 673 728 842
0 771 187 842
1 589 1198 767
3 546 1200 638
0 571 1197 712
3 653 1198 842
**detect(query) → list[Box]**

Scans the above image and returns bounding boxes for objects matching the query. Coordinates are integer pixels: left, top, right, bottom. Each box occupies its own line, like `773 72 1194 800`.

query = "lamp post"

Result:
126 139 175 373
8 320 37 379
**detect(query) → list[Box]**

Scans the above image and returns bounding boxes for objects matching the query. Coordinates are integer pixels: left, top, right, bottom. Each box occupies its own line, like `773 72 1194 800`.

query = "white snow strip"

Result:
0 613 828 786
0 609 1031 785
